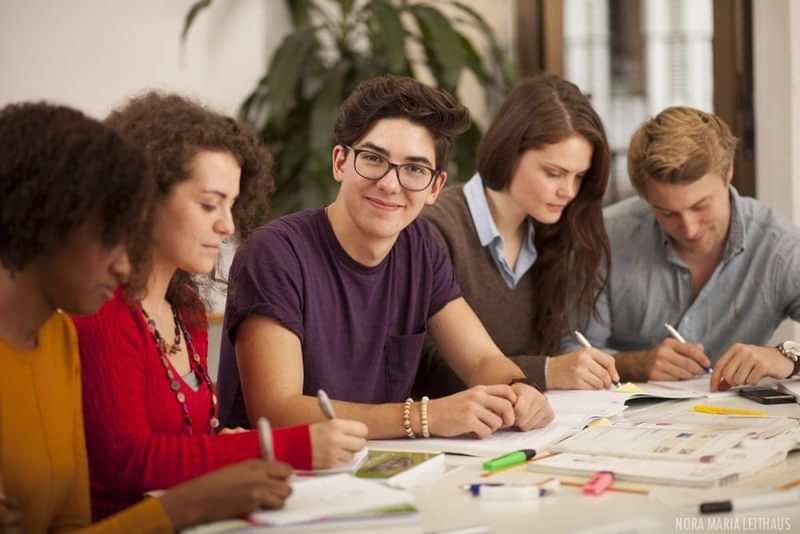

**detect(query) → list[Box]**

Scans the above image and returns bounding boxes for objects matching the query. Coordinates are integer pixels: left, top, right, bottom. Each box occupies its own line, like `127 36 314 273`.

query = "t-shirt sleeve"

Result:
225 227 306 345
421 219 462 317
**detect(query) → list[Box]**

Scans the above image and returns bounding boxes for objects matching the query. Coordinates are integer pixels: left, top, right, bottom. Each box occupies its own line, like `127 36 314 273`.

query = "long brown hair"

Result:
106 91 275 322
477 73 610 354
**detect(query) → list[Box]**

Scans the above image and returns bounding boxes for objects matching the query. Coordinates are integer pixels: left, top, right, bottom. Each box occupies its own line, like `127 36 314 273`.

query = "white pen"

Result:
257 417 274 462
700 490 800 514
574 330 620 388
664 323 712 373
664 323 687 343
317 389 337 420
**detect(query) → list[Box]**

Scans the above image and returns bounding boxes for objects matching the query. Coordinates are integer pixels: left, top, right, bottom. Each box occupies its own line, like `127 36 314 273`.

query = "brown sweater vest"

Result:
414 185 548 398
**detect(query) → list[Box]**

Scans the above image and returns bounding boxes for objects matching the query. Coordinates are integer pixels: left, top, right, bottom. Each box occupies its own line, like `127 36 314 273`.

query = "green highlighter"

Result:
482 449 537 471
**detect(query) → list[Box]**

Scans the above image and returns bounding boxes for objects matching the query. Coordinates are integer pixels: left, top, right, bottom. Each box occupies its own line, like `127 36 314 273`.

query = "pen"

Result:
462 480 559 497
317 389 337 420
482 449 536 472
700 490 800 514
462 483 549 499
692 404 768 416
664 323 712 374
574 330 621 388
257 417 274 462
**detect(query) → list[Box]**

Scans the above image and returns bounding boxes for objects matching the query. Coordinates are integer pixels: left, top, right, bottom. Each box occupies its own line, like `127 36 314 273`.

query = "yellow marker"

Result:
693 404 768 416
614 382 642 394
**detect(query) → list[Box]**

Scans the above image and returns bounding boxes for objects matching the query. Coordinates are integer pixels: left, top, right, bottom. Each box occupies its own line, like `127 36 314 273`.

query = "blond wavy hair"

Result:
627 106 738 196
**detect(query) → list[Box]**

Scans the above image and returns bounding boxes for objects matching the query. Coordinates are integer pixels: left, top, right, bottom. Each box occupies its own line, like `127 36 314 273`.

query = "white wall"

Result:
0 0 289 116
753 0 800 343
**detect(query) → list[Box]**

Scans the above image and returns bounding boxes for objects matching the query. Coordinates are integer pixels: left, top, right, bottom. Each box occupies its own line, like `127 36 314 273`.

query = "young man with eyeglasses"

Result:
218 75 554 441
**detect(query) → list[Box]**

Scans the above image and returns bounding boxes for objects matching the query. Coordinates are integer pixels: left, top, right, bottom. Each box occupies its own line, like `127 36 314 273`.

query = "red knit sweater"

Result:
73 289 311 520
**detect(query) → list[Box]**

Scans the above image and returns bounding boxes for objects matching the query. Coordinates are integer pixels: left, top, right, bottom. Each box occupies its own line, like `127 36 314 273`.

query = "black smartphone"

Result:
739 387 797 405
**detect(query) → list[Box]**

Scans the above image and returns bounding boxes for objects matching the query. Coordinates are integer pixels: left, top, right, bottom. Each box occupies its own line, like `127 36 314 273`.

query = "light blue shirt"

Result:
463 174 538 289
565 187 800 363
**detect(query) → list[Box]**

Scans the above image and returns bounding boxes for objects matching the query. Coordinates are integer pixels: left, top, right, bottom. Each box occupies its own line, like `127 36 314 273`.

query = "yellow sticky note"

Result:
615 382 642 394
589 418 611 427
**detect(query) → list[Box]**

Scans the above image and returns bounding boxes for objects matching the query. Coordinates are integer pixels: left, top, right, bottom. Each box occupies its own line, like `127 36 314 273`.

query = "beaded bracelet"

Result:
421 395 430 438
403 397 416 439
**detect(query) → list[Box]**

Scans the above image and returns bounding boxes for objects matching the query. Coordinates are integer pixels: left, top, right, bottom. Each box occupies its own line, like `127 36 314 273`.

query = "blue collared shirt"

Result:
564 187 800 362
463 174 538 289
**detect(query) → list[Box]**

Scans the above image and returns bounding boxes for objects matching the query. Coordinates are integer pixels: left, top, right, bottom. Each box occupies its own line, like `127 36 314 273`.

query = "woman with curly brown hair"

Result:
416 74 619 396
0 101 293 533
73 92 366 520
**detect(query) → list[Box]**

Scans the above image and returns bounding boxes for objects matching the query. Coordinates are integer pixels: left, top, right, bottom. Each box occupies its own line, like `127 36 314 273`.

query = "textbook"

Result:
528 447 787 488
355 449 446 487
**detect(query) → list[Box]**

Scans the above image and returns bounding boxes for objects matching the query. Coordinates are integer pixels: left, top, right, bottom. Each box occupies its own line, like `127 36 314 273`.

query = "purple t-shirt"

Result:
217 208 462 427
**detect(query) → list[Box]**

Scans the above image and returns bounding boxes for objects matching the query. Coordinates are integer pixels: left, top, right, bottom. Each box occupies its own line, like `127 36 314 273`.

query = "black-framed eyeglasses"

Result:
344 145 440 192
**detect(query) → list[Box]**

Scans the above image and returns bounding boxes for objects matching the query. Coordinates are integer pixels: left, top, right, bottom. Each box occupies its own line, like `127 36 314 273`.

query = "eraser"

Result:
582 471 614 496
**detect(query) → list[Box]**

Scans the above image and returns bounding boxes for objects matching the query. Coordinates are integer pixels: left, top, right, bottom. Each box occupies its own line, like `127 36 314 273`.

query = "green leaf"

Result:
453 120 482 182
370 0 408 73
266 30 318 130
341 0 356 17
457 32 490 84
408 4 466 92
309 63 348 155
286 0 313 28
181 0 213 43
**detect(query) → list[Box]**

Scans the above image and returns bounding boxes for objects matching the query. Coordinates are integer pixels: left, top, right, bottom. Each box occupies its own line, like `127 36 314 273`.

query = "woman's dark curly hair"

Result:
105 91 274 319
0 102 153 279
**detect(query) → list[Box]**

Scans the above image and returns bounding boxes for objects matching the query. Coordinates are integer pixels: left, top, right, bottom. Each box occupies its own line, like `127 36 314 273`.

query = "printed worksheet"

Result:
551 426 754 461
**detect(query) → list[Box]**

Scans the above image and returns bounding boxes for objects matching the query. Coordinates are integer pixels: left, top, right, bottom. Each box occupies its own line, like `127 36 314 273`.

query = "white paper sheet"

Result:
250 474 414 527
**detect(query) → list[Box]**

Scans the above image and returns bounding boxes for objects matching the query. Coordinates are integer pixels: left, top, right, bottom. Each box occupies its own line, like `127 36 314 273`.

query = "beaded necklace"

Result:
140 306 220 435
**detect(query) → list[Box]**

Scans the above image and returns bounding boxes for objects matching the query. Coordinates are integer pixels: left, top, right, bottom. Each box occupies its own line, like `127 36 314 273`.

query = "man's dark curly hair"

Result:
0 102 153 279
334 75 470 169
105 91 274 317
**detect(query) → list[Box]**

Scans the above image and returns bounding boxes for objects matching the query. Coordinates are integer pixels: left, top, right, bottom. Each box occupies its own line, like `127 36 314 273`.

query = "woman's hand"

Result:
309 419 368 469
158 459 292 530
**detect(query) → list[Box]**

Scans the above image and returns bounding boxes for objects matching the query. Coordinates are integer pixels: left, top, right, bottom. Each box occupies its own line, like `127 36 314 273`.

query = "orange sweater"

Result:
0 311 171 533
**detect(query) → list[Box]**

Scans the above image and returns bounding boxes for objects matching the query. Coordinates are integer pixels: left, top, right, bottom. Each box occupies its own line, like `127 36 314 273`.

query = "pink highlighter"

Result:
582 471 614 496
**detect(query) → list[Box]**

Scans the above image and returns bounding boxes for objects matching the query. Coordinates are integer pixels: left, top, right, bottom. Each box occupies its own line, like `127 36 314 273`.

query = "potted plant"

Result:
184 0 516 215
